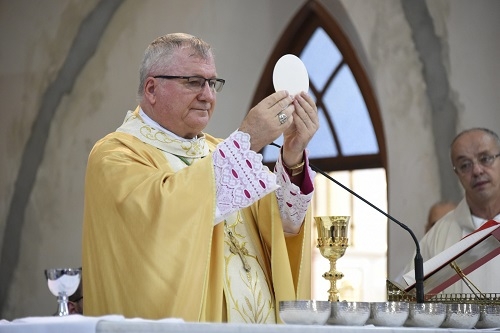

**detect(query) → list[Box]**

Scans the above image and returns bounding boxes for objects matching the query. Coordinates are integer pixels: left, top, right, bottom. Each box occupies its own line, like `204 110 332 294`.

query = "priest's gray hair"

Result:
137 33 213 99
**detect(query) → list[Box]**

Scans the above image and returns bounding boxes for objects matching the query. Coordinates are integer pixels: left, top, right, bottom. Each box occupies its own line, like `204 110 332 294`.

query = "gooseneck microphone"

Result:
270 143 425 303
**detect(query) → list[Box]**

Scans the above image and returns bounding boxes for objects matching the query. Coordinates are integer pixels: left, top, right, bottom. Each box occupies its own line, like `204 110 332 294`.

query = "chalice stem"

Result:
328 258 340 302
56 293 69 316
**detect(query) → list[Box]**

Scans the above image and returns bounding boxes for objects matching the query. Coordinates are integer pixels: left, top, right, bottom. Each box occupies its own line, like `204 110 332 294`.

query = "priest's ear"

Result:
144 77 159 104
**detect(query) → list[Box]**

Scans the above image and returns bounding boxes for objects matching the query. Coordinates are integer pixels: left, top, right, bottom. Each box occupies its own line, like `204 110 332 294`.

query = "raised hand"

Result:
238 91 295 152
281 92 319 167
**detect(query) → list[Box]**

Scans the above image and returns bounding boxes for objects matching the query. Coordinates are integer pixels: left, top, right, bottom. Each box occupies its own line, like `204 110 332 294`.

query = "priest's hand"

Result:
238 91 294 152
281 92 319 167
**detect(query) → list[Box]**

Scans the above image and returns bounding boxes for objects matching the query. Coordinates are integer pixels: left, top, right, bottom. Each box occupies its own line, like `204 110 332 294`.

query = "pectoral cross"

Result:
227 230 251 272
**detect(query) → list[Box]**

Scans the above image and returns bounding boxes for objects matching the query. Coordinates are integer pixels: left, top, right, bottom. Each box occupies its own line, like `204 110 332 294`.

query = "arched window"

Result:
252 0 389 301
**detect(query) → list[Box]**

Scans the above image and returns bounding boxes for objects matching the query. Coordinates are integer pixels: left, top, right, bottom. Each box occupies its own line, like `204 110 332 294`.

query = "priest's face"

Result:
149 46 217 139
451 130 500 208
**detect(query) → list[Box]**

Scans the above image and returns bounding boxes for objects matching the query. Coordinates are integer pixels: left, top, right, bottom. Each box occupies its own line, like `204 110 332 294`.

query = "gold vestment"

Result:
82 110 311 322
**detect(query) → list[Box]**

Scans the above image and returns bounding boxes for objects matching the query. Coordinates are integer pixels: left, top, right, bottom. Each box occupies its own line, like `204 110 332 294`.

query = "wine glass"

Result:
45 267 82 316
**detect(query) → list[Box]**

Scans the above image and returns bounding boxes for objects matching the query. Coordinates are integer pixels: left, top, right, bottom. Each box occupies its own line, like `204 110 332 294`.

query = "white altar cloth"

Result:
97 321 498 333
1 316 497 333
0 315 182 333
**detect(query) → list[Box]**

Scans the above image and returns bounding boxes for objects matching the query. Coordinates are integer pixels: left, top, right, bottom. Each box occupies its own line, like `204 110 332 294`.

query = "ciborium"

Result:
315 216 350 302
45 267 82 316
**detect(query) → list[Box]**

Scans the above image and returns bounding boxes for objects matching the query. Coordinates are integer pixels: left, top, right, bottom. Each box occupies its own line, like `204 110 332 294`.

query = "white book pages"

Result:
403 224 500 293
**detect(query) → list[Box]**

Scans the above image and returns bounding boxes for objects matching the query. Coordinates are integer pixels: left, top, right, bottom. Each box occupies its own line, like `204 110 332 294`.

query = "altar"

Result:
97 320 481 333
0 316 484 333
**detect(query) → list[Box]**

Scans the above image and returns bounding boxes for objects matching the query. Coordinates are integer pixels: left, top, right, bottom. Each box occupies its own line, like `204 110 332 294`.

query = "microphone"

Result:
270 143 425 303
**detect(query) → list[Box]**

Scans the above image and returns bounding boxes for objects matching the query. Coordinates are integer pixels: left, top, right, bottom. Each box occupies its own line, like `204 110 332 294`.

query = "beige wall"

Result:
1 0 499 319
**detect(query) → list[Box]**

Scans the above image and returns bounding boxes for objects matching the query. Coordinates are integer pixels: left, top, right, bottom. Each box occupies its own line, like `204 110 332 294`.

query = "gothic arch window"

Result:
252 0 389 301
255 0 386 170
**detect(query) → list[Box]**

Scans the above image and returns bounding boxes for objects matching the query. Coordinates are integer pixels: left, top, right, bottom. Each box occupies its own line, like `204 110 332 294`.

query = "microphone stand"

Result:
270 143 425 303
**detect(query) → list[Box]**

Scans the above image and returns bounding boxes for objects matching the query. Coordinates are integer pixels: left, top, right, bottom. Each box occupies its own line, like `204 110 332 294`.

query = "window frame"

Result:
251 0 387 173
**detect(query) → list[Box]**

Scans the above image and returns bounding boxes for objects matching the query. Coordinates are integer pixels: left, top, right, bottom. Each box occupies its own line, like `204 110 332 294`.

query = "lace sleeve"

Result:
274 151 315 234
212 131 278 224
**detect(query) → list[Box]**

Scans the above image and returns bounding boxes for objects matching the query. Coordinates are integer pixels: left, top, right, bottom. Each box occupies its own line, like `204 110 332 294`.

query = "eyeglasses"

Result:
153 75 225 92
453 153 500 174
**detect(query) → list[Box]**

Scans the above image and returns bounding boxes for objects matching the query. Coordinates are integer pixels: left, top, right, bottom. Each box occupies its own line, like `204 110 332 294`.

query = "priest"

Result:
82 33 319 322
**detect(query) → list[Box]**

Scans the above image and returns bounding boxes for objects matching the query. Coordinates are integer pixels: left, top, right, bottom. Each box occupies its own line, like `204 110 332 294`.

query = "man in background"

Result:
425 201 456 233
405 128 500 294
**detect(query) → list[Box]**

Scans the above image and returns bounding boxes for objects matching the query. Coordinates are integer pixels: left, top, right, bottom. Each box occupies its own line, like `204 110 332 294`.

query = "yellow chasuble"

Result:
82 108 311 322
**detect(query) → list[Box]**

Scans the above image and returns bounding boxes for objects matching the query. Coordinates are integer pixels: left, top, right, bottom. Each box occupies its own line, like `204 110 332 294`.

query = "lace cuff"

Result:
213 131 278 223
275 151 315 234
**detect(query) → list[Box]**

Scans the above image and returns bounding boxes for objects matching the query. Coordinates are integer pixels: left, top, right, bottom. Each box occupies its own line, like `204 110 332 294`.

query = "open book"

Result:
403 223 500 295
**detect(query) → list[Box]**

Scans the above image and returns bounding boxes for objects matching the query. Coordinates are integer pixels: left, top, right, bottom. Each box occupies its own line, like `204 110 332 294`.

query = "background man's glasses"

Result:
154 75 225 92
453 153 500 174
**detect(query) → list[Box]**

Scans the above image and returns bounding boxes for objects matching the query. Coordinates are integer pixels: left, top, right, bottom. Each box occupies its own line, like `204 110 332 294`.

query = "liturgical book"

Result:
403 222 500 295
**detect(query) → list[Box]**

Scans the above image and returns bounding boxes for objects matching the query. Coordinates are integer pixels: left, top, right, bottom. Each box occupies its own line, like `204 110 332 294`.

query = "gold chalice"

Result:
315 216 350 302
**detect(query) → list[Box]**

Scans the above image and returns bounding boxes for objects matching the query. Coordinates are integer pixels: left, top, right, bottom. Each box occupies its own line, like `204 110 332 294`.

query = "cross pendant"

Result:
227 230 251 272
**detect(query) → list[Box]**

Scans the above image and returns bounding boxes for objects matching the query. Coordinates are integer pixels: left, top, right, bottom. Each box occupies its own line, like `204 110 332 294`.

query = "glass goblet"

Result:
45 267 82 316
